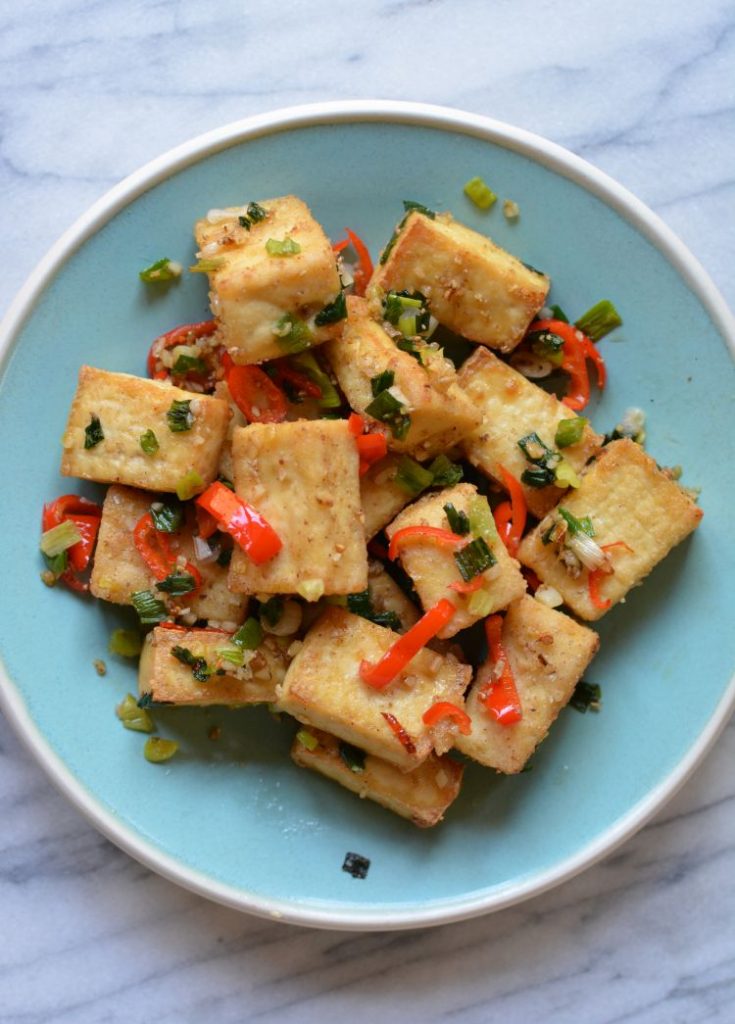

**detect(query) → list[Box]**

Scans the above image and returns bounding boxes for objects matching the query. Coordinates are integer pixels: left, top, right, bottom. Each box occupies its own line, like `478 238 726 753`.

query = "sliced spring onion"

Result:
569 680 602 713
555 417 587 448
529 330 565 366
288 351 341 407
364 389 410 440
173 352 206 375
383 290 424 325
567 531 607 571
558 507 595 537
463 176 497 210
604 407 646 446
297 729 319 751
171 645 211 682
238 201 267 231
550 304 569 323
428 454 463 487
339 742 366 773
467 588 494 616
176 470 203 501
575 300 622 341
397 313 417 337
140 429 159 455
454 537 496 581
402 199 436 219
297 578 324 602
265 237 301 257
314 290 347 326
443 503 470 535
396 336 424 363
144 737 179 763
273 313 313 354
216 646 244 667
554 460 581 489
108 629 142 658
232 617 263 650
189 258 225 273
131 589 168 625
150 501 183 533
40 519 82 557
116 693 155 733
468 495 498 541
156 570 197 596
394 455 434 496
522 465 557 488
370 369 395 396
347 589 401 632
139 258 182 283
167 399 194 432
518 432 556 465
84 414 104 449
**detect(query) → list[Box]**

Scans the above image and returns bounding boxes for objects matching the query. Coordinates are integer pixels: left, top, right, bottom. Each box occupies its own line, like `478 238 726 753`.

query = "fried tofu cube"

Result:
193 196 342 365
228 419 368 596
458 348 603 519
367 210 549 352
276 607 471 771
326 296 481 458
360 454 416 538
89 485 249 626
454 595 599 773
366 558 421 633
385 483 527 639
517 439 703 620
138 626 289 706
291 728 464 828
61 367 230 494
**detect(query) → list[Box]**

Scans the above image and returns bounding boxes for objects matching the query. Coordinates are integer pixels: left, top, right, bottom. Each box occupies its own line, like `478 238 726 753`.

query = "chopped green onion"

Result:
116 693 154 733
42 552 67 577
156 570 197 596
171 645 211 682
397 313 417 337
569 681 602 713
167 399 194 433
297 578 324 602
108 629 142 658
140 429 159 455
273 313 313 354
247 201 267 222
370 369 395 397
396 336 424 363
529 330 565 366
84 414 104 449
144 737 179 763
289 352 341 408
265 237 301 257
575 300 622 342
402 199 436 219
463 176 497 210
189 258 225 273
443 503 470 535
383 290 424 325
394 455 434 496
176 470 203 501
150 501 183 534
555 417 587 448
131 589 168 625
428 455 463 487
218 475 235 490
139 258 182 283
296 729 319 751
259 596 284 627
232 617 263 650
347 589 401 632
522 466 557 488
314 290 347 326
216 646 245 667
502 199 520 221
558 507 595 537
173 352 206 375
604 407 646 446
40 519 82 558
468 494 498 541
467 588 494 616
365 389 410 440
518 432 557 466
339 742 366 773
372 610 402 630
554 460 581 489
549 304 569 323
454 537 496 581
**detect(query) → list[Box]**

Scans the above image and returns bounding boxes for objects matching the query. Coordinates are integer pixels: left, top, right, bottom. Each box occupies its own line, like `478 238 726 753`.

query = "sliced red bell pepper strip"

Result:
493 501 513 551
381 712 417 755
356 433 388 475
422 701 472 735
497 465 527 556
345 228 374 296
359 598 456 690
226 364 288 423
196 482 282 565
132 512 202 591
388 525 465 562
480 615 522 725
587 541 634 611
146 319 217 381
42 494 102 587
530 318 606 412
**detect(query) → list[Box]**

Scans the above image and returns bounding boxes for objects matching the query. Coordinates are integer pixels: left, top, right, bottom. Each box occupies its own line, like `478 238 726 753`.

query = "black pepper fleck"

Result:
342 851 370 879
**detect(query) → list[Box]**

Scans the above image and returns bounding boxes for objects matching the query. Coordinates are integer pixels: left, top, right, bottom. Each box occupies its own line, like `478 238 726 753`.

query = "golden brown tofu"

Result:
89 485 249 626
366 559 421 633
276 607 471 771
454 595 599 773
194 196 342 365
458 348 603 519
517 439 703 620
61 367 230 494
138 625 289 706
368 211 549 352
360 453 416 539
385 483 527 639
291 728 464 828
326 296 481 458
228 419 368 597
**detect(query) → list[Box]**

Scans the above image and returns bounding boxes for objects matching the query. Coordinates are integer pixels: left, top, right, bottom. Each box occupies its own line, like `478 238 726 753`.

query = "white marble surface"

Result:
1 1 734 1020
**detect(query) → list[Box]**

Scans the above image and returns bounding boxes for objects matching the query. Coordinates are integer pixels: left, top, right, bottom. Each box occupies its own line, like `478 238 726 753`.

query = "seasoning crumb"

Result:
93 659 107 677
503 199 520 221
208 725 222 741
40 570 57 588
342 851 370 879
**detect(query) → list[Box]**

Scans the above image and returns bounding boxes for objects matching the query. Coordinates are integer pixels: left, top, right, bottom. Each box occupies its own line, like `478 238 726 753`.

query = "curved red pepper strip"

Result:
381 712 417 755
588 541 634 611
196 482 282 565
480 615 522 725
422 701 472 735
356 433 388 475
347 412 365 436
146 319 217 380
388 525 465 562
497 465 527 557
132 513 202 592
226 364 288 423
345 228 374 296
64 514 102 572
360 598 456 690
448 574 486 594
42 494 102 588
530 319 606 412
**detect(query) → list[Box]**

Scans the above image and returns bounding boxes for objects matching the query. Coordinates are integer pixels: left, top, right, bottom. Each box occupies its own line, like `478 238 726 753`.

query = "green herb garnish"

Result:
569 681 602 713
555 417 587 449
232 617 263 650
150 501 183 534
394 455 434 496
173 353 206 375
558 507 595 537
139 258 182 283
444 503 470 535
40 520 82 558
189 258 225 273
575 300 622 342
521 465 557 488
167 399 194 432
171 645 211 682
273 313 313 354
371 369 395 396
140 429 159 455
518 432 556 465
131 589 168 625
175 470 203 501
428 454 463 487
144 737 179 763
347 589 402 632
116 693 154 733
265 237 301 257
463 176 497 210
156 570 197 596
365 388 410 440
529 330 565 366
454 536 496 581
289 352 341 408
339 742 366 773
314 290 347 326
84 414 104 449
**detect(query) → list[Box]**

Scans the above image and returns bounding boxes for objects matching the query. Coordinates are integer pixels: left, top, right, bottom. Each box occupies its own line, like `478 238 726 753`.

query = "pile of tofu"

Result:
59 195 703 828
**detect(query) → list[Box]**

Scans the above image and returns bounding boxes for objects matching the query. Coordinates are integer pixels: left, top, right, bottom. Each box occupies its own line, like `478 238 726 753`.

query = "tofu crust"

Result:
291 728 464 828
454 595 599 773
360 453 416 539
385 483 527 639
517 439 703 620
61 366 230 493
458 348 603 518
227 419 368 596
194 195 342 365
368 211 549 352
276 607 471 771
138 626 290 706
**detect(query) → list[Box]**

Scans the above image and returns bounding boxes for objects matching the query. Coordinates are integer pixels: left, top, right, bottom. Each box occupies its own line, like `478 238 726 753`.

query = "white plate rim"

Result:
1 99 733 931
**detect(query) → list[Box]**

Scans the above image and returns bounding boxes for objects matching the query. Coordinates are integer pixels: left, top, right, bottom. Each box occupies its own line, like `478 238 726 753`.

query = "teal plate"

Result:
1 102 733 929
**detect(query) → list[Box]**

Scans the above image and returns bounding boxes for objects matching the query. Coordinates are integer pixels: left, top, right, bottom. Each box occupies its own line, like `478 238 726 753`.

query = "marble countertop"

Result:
1 1 733 1021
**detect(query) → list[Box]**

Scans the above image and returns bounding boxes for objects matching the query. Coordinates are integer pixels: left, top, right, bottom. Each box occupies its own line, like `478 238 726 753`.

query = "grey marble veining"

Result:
1 1 733 1021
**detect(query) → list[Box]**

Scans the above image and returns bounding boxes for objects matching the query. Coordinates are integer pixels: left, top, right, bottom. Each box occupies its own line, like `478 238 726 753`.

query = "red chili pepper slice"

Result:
226 364 288 423
388 525 465 562
360 598 456 690
345 228 374 296
496 465 527 557
132 512 202 592
347 412 365 436
356 433 388 475
64 514 102 572
272 363 323 400
448 575 486 594
381 712 417 755
42 494 102 588
146 320 218 381
196 482 282 565
530 318 606 412
480 615 522 725
195 505 219 541
587 541 634 611
422 701 472 735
